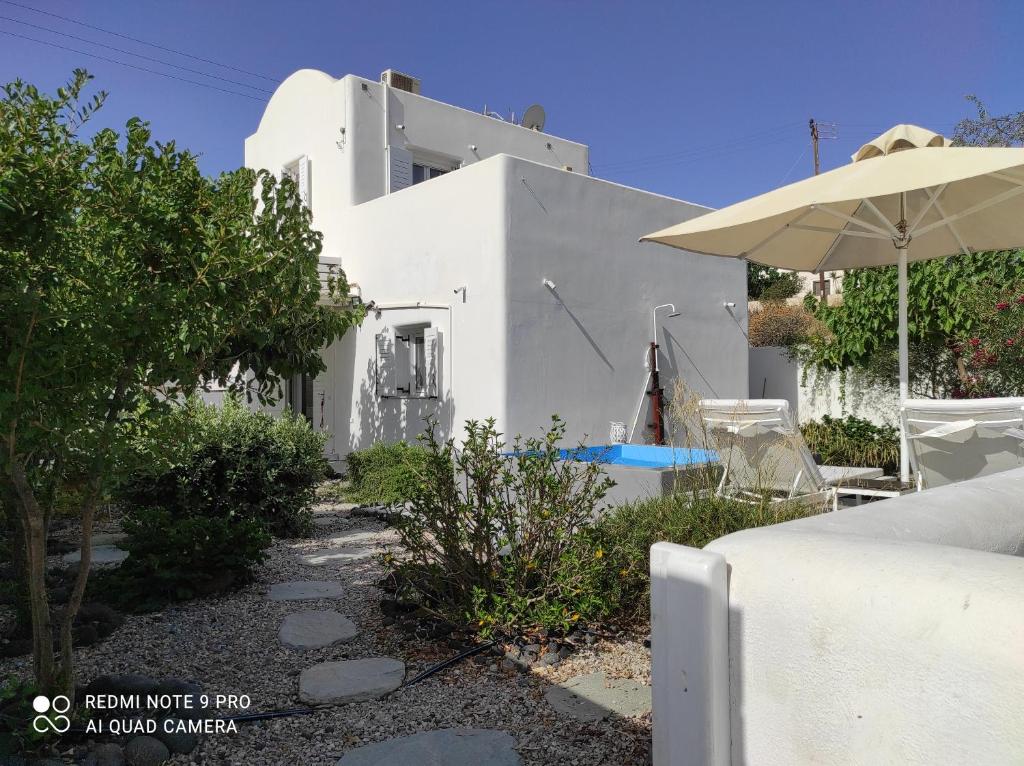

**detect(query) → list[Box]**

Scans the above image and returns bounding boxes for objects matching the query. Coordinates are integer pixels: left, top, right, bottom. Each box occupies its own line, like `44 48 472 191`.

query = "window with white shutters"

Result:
375 330 396 397
388 146 413 193
423 327 440 398
377 325 441 399
281 155 311 209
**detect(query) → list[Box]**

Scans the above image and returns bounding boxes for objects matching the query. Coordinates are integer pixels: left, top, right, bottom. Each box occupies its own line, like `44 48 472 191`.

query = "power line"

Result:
0 0 277 82
0 14 272 94
778 141 810 185
596 131 798 175
0 29 266 102
592 122 802 173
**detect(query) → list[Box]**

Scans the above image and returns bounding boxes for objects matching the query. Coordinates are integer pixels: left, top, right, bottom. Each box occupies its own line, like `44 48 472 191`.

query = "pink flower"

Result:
969 338 981 347
1007 339 1016 347
1017 295 1024 304
997 302 1010 311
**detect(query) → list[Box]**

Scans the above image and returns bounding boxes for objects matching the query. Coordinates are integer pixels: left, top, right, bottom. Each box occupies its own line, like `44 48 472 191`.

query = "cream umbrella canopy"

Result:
641 124 1024 482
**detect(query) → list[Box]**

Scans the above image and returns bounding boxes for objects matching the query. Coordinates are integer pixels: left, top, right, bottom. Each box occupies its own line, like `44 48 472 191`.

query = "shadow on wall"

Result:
349 355 454 451
661 328 720 399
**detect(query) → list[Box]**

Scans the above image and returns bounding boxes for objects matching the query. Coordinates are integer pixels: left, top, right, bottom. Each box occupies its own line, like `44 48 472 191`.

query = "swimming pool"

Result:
559 444 717 468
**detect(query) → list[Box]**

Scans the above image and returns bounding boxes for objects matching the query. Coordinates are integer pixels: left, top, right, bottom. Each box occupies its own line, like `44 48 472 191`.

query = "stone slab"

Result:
300 547 374 566
279 610 358 649
299 658 404 704
313 516 340 528
336 728 520 766
266 581 344 601
326 531 380 546
544 671 651 722
63 545 128 566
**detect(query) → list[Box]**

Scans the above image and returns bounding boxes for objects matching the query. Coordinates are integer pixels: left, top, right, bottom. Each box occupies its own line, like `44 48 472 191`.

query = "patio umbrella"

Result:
641 124 1024 482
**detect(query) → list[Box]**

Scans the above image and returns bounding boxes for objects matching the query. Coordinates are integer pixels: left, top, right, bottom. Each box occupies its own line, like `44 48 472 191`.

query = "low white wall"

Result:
651 467 1024 766
747 347 799 413
798 362 900 426
748 346 900 426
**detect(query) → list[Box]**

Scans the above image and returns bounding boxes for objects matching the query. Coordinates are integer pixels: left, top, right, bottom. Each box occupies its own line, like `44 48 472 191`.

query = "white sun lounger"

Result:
902 397 1024 490
699 399 887 511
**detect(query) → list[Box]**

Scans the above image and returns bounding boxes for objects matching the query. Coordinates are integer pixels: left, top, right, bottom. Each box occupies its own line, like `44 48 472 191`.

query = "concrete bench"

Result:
651 466 1024 765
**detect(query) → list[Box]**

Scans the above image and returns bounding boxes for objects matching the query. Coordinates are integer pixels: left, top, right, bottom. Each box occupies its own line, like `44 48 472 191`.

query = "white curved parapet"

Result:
650 467 1024 766
650 543 730 766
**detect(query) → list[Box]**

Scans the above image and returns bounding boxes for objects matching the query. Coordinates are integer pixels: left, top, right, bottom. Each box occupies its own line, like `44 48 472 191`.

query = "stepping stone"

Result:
299 658 404 704
62 545 128 567
300 547 374 566
279 610 358 649
266 581 344 601
337 728 520 765
313 516 340 528
544 671 651 722
92 532 128 547
326 530 380 546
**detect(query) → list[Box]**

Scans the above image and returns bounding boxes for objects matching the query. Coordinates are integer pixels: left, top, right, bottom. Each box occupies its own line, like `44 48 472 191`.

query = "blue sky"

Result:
0 0 1019 208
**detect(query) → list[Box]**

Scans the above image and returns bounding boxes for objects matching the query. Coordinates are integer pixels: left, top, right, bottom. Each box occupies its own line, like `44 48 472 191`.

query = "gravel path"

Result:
3 502 653 765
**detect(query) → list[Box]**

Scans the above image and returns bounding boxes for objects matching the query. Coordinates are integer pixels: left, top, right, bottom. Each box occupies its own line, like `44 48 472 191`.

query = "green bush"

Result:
346 441 429 505
388 416 615 635
0 676 59 756
122 396 325 537
94 508 271 612
590 493 819 622
800 415 900 475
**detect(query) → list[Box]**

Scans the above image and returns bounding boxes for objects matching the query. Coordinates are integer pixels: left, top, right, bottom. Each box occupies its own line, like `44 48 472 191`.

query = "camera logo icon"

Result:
31 695 71 734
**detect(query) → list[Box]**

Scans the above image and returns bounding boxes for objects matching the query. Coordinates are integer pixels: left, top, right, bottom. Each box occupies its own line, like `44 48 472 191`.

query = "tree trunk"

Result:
55 483 100 696
9 461 56 692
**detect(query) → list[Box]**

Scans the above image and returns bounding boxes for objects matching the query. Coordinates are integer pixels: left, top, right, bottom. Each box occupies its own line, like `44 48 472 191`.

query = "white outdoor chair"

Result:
699 399 886 511
902 397 1024 490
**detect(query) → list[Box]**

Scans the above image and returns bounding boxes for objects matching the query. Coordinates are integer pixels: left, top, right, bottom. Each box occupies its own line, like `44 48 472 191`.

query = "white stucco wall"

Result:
505 159 749 445
336 159 510 451
245 69 588 220
338 155 748 452
651 466 1024 766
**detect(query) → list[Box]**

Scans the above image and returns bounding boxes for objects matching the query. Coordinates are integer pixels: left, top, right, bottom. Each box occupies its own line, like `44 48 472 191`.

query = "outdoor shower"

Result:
628 304 680 445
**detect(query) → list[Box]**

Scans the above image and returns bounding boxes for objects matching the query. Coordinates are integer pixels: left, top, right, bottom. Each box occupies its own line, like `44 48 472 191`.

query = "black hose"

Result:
221 707 316 723
400 639 498 688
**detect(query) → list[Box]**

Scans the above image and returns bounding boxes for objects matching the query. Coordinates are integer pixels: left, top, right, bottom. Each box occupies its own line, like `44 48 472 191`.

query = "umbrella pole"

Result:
898 244 910 483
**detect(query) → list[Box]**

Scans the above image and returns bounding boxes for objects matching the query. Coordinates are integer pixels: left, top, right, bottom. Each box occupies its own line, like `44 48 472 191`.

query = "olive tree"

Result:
0 71 364 695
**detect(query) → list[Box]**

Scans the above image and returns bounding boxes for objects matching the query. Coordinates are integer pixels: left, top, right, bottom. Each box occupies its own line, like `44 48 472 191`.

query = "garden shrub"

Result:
121 396 325 538
590 492 819 622
95 508 271 613
800 415 900 474
346 441 429 505
387 416 615 635
748 302 827 349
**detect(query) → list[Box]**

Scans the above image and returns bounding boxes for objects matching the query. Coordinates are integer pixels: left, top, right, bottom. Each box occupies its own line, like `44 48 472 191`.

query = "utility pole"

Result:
809 118 821 176
809 118 839 299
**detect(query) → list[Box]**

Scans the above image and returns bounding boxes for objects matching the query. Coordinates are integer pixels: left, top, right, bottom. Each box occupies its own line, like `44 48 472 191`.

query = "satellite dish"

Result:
522 104 546 132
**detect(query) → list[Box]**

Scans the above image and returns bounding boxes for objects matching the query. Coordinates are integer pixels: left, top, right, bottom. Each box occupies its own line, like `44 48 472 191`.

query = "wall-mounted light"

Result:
396 124 405 130
723 301 737 308
453 286 467 302
542 278 557 290
469 144 478 152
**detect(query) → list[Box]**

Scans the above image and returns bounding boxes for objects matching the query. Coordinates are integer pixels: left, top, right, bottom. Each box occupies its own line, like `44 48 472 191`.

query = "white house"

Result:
243 68 748 466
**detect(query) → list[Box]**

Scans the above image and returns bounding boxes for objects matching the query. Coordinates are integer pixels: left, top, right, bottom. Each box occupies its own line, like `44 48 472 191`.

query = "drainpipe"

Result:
382 79 390 195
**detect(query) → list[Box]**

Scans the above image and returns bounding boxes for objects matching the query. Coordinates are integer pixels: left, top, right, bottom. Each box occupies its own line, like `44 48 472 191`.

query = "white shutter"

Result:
424 327 441 398
388 146 413 193
375 330 396 397
297 155 310 208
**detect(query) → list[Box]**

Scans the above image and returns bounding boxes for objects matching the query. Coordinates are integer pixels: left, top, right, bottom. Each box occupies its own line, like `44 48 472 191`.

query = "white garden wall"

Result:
749 346 900 425
651 467 1024 766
